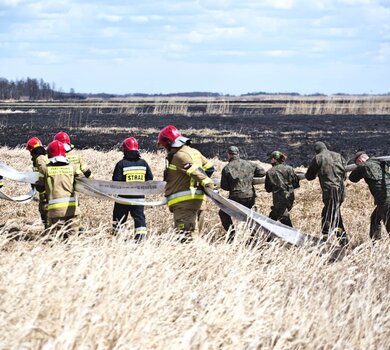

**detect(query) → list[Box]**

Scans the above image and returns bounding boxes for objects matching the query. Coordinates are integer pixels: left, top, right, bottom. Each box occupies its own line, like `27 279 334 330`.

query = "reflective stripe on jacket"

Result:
123 166 147 182
164 145 213 207
47 196 78 210
112 156 154 204
166 189 205 206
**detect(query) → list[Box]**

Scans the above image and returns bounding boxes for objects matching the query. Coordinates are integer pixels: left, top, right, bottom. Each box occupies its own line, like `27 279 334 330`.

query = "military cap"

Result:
354 150 367 162
228 146 239 155
270 150 287 162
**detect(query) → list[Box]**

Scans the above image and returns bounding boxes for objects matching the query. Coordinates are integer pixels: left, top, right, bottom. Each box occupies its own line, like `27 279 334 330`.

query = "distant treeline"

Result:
1 77 389 100
0 77 84 100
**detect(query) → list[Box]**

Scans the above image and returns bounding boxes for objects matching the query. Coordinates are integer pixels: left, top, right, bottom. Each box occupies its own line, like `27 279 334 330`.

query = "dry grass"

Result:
0 147 389 349
1 95 390 115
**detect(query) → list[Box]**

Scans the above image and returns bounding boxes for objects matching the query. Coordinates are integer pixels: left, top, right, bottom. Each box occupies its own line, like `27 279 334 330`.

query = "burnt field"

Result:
0 108 389 166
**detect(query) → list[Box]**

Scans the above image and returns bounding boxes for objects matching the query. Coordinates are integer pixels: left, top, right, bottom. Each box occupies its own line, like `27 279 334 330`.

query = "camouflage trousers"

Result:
321 189 348 246
269 201 293 227
369 202 390 240
219 197 255 243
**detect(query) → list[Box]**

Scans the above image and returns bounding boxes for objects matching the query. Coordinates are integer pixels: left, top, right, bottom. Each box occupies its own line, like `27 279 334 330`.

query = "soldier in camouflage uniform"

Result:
305 141 348 246
219 146 265 242
349 151 390 240
265 151 299 227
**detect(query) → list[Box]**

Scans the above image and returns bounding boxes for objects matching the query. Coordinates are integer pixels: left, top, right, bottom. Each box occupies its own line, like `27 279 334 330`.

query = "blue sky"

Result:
0 0 389 95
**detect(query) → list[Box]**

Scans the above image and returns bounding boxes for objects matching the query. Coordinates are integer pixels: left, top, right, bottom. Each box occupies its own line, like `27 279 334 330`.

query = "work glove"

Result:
83 169 92 178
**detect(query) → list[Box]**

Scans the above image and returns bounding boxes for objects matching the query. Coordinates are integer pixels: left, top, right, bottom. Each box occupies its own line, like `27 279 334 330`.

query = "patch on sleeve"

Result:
183 163 191 170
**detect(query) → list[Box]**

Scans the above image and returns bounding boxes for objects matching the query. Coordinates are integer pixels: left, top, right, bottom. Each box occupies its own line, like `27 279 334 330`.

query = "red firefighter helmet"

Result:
122 137 139 152
54 131 71 145
47 140 66 158
26 137 43 152
158 125 188 149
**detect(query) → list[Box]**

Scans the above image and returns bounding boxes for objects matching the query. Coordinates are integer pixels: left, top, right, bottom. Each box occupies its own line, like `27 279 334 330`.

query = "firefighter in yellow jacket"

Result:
158 125 215 242
36 140 81 238
26 137 49 228
54 131 92 178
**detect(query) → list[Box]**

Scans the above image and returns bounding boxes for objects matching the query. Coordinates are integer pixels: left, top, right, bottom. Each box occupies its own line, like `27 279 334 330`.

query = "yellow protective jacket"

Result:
33 154 49 201
164 145 214 207
37 162 81 219
33 154 49 171
66 150 91 177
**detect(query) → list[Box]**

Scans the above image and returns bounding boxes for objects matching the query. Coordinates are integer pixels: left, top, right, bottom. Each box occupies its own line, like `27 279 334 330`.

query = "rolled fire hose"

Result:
0 187 36 203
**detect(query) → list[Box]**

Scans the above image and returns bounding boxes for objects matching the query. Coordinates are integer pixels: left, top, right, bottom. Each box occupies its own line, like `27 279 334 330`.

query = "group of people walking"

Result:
6 125 390 244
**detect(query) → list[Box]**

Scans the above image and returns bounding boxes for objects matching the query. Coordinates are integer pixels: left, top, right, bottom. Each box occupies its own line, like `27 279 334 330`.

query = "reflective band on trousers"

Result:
166 189 204 206
135 226 147 234
47 196 78 210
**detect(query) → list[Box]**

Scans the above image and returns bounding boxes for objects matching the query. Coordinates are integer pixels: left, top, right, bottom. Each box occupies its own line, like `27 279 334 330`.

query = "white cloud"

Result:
1 0 389 94
98 27 123 38
163 42 188 53
375 42 390 63
187 26 246 43
339 0 373 4
198 0 295 10
97 13 123 23
263 50 294 57
128 15 151 23
326 27 357 38
30 50 60 63
220 50 247 57
308 40 333 53
1 0 25 6
262 0 295 10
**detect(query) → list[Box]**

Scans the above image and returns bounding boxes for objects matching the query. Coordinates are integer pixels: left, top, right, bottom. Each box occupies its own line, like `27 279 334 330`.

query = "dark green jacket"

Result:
221 156 265 199
349 159 390 205
305 143 346 201
265 163 300 207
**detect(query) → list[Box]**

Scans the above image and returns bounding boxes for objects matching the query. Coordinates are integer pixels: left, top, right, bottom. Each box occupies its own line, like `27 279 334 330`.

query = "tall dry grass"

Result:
1 95 390 115
0 147 389 349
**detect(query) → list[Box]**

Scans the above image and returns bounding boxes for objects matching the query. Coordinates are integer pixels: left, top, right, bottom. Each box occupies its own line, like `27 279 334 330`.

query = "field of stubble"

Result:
0 147 389 349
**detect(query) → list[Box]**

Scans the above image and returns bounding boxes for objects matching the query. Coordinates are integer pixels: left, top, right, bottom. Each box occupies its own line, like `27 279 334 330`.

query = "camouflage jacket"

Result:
221 156 265 199
305 146 346 201
265 163 300 206
349 159 390 205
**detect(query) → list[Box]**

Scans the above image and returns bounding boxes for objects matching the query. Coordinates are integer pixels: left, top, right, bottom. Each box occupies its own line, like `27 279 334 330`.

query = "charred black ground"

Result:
0 110 389 166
